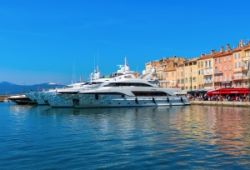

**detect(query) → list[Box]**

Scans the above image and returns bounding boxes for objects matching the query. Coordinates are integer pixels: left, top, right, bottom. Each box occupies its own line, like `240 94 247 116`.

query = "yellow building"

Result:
186 59 198 91
177 59 198 91
198 53 215 90
163 69 177 88
176 63 185 89
197 56 204 89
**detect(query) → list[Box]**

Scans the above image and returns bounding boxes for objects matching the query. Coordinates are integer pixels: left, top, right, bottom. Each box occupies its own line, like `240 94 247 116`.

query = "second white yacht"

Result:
74 78 189 108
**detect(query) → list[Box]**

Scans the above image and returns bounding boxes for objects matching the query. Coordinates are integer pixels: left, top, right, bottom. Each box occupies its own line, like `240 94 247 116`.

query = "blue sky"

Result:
0 0 250 84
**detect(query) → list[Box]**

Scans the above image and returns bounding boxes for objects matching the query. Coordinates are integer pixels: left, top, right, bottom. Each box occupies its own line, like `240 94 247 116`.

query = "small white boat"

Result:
8 95 36 105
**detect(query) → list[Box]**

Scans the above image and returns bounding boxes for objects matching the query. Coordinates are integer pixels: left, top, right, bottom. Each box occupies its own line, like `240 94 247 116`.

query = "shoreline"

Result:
1 95 250 107
0 96 9 102
190 100 250 107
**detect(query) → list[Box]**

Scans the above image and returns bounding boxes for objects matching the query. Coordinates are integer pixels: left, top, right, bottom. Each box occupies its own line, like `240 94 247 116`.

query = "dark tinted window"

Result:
132 91 168 96
105 82 152 87
84 92 125 96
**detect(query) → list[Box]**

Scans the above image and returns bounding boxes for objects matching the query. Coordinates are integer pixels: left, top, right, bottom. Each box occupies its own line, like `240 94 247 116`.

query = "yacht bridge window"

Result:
132 91 168 96
104 82 152 87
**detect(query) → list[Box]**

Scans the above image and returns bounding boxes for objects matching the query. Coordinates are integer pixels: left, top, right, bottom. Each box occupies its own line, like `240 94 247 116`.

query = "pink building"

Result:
213 47 233 89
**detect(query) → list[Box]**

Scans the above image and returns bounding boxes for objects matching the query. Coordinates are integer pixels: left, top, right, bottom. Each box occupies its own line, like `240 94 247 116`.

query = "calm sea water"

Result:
0 103 250 170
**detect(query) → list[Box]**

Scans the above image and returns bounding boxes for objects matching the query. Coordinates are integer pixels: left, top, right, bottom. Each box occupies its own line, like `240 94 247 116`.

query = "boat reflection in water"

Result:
168 106 250 156
11 104 250 156
5 104 250 169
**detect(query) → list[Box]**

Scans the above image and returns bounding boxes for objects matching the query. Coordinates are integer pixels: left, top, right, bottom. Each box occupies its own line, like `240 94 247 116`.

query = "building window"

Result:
234 53 240 59
246 51 250 57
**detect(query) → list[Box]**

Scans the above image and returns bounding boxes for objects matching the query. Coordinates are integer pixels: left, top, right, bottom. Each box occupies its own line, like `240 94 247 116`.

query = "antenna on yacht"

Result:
93 55 96 72
97 49 100 69
71 63 76 84
124 56 127 66
79 75 83 82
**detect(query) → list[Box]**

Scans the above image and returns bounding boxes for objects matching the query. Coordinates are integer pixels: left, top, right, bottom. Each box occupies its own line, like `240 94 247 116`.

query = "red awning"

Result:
207 88 250 96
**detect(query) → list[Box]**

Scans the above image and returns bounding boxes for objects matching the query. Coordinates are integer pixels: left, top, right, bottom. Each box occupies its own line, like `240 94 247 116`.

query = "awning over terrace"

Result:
207 88 250 96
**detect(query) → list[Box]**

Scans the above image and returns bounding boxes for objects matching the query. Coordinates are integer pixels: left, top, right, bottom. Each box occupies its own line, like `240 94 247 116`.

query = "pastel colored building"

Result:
164 69 178 88
177 59 198 91
198 53 214 90
232 41 250 88
213 45 233 89
145 40 250 91
145 57 185 88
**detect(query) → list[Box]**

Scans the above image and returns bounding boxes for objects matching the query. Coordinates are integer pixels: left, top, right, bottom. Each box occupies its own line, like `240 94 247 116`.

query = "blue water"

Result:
0 103 250 169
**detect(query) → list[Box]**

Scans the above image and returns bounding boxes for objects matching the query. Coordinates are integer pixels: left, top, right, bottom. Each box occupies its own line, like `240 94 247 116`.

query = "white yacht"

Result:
26 90 50 105
47 61 137 107
25 67 102 105
74 78 189 108
47 81 105 107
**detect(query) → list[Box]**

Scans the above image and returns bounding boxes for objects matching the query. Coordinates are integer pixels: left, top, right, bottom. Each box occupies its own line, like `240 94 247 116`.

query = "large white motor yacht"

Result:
48 70 137 107
47 59 138 107
74 78 189 108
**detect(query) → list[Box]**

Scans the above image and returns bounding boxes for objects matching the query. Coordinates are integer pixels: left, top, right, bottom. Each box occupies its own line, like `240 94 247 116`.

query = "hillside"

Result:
0 82 65 95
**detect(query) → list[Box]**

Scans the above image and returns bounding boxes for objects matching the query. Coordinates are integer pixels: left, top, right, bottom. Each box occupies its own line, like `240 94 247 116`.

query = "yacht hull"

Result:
47 93 78 108
26 91 48 105
74 95 189 108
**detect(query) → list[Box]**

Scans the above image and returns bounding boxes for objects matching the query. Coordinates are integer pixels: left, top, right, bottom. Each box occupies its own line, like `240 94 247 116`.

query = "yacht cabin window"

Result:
104 82 152 87
132 91 168 96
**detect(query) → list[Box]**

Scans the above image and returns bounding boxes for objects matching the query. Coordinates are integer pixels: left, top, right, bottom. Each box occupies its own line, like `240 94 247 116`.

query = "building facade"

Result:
145 40 250 90
177 59 198 91
198 54 214 90
213 47 233 89
232 41 250 88
145 57 185 88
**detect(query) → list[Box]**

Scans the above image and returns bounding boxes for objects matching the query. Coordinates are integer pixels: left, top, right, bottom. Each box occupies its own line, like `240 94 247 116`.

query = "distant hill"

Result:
0 81 65 95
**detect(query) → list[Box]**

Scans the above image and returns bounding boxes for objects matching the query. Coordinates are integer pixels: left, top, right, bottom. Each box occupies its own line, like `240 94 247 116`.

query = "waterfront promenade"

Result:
191 100 250 107
0 95 8 102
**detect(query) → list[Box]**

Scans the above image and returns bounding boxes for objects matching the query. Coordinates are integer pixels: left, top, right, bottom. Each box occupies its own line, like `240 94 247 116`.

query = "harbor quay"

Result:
0 95 8 102
191 100 250 107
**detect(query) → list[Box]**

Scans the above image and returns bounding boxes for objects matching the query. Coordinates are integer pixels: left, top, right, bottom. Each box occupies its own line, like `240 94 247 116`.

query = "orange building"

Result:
145 57 185 88
213 45 233 89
